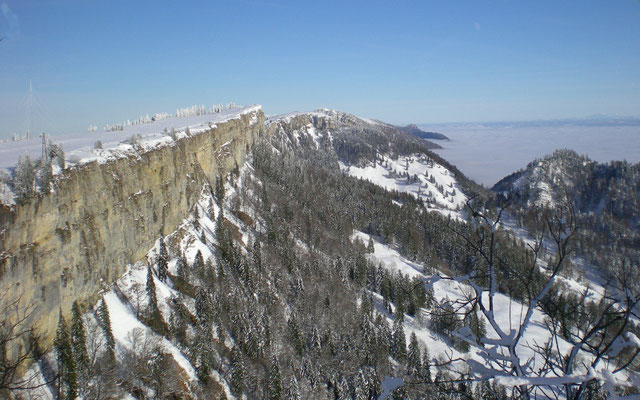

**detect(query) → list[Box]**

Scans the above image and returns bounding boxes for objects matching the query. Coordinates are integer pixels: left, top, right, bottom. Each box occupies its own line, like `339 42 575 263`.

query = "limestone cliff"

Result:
0 108 265 347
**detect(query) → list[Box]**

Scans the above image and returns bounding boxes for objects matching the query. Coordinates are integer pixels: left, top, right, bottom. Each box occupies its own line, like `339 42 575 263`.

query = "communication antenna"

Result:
26 80 33 139
41 132 47 160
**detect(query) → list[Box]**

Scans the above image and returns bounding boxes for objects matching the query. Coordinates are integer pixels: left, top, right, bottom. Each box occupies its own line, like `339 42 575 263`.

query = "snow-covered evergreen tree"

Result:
156 239 168 282
267 357 283 400
70 301 89 386
55 311 77 400
230 346 244 396
407 332 421 377
98 297 116 364
391 316 407 363
14 154 35 202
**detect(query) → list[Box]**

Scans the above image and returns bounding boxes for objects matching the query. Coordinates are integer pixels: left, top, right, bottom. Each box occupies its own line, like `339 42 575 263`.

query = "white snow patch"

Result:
341 153 467 217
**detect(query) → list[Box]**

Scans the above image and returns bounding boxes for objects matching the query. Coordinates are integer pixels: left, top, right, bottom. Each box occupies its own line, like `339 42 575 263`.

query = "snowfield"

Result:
341 153 467 217
0 105 261 172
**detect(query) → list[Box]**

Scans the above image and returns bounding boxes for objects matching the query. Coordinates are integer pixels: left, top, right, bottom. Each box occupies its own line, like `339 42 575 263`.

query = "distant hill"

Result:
493 149 640 278
398 124 449 141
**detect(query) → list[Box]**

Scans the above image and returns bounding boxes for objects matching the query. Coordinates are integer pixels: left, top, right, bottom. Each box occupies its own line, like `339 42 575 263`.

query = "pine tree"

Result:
287 315 304 355
70 301 89 386
215 175 225 203
392 317 407 363
98 297 115 364
176 254 188 281
285 376 300 400
195 286 211 325
38 157 54 194
407 332 421 377
146 266 164 333
367 236 375 253
267 357 283 400
354 369 368 400
14 154 35 202
193 250 205 277
252 239 262 271
146 266 159 316
55 311 77 400
230 347 244 396
157 239 168 282
420 347 432 383
335 376 349 400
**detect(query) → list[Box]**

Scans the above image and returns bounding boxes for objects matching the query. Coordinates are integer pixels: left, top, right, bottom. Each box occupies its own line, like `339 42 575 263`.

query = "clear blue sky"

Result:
1 0 639 135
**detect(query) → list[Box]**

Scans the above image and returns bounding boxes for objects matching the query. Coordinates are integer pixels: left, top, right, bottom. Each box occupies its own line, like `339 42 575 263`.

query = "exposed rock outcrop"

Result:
0 108 265 348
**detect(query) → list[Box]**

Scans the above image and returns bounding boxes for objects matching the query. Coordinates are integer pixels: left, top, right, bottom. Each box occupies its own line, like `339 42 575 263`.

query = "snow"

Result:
0 105 261 172
341 153 467 216
353 231 632 396
267 108 381 127
105 268 196 382
353 231 425 279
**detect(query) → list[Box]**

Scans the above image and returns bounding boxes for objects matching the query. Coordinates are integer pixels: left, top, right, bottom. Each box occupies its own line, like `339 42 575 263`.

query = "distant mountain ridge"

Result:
398 123 449 141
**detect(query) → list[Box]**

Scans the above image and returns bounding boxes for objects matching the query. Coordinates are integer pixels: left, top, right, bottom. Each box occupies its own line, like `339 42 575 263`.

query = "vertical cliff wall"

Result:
0 108 265 347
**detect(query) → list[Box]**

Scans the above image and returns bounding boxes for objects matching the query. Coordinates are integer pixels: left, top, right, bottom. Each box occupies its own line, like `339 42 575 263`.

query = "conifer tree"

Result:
157 239 168 282
176 254 188 281
267 357 283 400
70 301 89 386
367 236 375 253
146 266 159 316
38 157 53 195
14 154 35 202
215 175 225 203
286 315 304 355
285 376 300 400
252 239 262 272
98 297 116 364
420 347 432 383
230 347 244 397
193 250 205 277
392 317 407 362
55 311 77 400
407 332 421 377
354 370 368 400
195 286 211 325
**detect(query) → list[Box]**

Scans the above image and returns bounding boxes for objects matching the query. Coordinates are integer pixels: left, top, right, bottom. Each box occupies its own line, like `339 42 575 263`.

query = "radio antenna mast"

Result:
26 80 33 140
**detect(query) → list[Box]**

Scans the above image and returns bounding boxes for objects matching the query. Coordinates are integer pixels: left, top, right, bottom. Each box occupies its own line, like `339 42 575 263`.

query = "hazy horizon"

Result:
1 1 639 135
425 122 640 187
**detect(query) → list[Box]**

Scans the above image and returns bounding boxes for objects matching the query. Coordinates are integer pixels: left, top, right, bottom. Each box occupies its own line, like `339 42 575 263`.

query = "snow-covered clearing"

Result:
341 153 467 217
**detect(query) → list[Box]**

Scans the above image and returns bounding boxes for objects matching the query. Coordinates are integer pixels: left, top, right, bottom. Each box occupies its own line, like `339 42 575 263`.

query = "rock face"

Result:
0 108 265 348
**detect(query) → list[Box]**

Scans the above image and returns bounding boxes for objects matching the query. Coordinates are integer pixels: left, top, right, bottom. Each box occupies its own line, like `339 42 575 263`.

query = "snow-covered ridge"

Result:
0 105 262 172
267 108 383 127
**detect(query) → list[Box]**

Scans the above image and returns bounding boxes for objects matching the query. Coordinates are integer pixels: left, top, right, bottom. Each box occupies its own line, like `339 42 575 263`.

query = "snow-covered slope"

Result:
353 229 635 398
341 153 467 216
268 108 471 217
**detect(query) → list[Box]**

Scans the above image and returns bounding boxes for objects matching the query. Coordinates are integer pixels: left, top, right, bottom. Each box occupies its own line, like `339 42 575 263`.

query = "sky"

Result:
0 0 639 135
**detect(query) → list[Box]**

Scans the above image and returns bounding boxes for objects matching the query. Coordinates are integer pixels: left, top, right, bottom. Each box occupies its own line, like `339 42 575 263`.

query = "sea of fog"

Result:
421 122 640 188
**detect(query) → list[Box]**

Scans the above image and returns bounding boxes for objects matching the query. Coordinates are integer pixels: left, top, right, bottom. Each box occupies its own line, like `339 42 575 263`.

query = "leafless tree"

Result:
431 198 640 399
0 291 49 396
